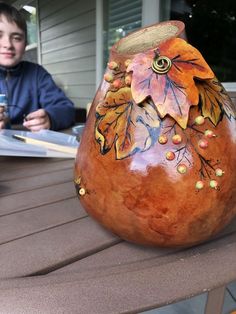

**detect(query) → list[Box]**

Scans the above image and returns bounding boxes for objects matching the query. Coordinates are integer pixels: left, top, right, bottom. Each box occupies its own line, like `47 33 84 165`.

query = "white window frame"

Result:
13 0 41 64
142 0 161 26
96 0 236 92
96 0 103 88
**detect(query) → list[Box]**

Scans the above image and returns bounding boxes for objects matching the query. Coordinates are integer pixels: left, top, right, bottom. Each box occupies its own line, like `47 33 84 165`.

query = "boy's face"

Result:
0 14 26 68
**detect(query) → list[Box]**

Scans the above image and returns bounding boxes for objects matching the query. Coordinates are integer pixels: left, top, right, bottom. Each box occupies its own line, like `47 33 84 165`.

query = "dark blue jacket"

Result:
0 61 75 130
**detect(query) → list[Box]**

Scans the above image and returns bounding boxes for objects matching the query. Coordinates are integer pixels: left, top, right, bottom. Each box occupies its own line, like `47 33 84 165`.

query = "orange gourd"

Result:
74 21 236 247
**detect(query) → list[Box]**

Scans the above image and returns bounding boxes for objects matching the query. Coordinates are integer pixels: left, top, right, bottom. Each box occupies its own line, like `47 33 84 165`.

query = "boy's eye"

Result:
12 35 23 41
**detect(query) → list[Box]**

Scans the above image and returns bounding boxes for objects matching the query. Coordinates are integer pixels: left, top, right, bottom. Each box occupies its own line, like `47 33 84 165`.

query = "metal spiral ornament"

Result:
151 56 172 74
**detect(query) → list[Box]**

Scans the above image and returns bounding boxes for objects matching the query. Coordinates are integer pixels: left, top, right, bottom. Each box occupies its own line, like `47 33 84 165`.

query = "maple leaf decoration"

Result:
95 87 161 159
127 37 214 129
197 77 236 125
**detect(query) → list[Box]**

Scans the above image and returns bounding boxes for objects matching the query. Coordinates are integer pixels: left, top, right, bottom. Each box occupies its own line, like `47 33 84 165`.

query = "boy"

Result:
0 2 75 131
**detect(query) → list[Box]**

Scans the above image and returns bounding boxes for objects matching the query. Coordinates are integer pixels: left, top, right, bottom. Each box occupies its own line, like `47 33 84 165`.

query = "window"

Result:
98 0 236 89
14 0 38 63
102 0 142 69
168 0 236 83
22 1 37 46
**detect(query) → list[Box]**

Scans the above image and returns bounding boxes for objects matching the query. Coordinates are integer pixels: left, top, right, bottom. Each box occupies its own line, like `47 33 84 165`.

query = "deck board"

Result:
0 156 66 170
54 217 236 274
0 159 73 181
0 198 86 245
0 181 75 216
0 168 73 196
0 216 119 279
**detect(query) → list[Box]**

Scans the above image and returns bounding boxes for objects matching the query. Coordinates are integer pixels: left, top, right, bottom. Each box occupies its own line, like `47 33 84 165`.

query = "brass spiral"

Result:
151 56 172 74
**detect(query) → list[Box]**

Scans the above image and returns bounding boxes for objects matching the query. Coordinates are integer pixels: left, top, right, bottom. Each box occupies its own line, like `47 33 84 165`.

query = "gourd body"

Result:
75 21 236 247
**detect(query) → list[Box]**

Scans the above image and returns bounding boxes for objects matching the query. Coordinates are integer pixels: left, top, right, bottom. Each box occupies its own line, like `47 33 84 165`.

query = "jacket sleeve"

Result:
37 65 75 130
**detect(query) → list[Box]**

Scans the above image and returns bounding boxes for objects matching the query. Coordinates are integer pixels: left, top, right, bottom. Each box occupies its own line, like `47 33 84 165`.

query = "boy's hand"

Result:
0 106 6 129
23 109 51 132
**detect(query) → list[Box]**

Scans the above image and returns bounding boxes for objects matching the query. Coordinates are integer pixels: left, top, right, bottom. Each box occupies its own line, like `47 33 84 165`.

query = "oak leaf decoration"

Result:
127 38 214 129
95 87 161 159
197 77 236 125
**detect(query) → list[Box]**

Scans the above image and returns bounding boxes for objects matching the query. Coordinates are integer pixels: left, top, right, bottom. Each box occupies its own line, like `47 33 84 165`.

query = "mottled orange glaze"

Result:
75 106 236 247
74 21 236 248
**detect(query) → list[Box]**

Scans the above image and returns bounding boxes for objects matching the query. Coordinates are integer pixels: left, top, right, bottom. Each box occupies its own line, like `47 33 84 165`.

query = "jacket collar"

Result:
0 62 24 78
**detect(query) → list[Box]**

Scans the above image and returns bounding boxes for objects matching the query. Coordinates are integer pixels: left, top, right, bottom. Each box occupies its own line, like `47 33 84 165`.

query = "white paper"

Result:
0 129 80 158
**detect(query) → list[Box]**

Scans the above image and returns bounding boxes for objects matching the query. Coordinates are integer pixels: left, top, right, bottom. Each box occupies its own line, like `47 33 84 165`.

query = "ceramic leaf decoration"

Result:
127 38 215 128
95 87 161 159
197 77 236 125
94 36 236 162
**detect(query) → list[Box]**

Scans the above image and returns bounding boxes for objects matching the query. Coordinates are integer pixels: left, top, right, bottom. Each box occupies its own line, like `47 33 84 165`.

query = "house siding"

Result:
38 0 96 109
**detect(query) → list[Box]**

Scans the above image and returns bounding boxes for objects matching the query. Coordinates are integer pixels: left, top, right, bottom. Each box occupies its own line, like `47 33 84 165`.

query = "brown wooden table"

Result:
0 155 236 313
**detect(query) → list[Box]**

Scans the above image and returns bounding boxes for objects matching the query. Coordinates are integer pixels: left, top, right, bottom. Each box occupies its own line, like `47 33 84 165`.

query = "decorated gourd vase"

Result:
74 21 236 248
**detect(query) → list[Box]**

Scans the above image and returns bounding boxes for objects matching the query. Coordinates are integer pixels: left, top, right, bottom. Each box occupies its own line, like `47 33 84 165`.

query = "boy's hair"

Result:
0 2 27 44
